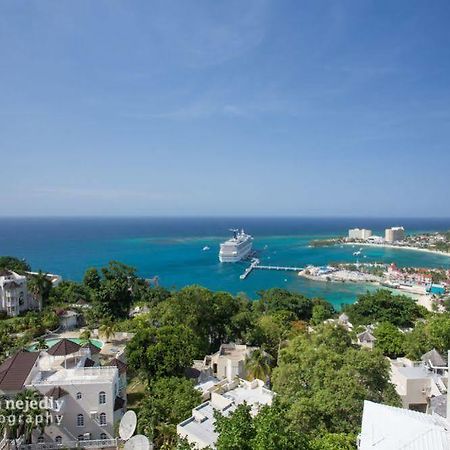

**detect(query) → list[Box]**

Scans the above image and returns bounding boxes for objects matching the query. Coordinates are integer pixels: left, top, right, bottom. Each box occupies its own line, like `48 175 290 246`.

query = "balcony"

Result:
18 438 118 450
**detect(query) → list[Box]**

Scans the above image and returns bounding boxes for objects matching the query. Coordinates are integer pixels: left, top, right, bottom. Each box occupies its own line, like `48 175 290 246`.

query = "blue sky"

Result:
1 0 449 217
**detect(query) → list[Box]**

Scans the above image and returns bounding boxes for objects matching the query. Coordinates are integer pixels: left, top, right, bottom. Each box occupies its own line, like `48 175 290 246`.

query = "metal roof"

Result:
360 401 450 450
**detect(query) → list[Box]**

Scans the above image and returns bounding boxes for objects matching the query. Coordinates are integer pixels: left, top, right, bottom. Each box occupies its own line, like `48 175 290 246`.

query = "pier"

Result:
240 259 304 279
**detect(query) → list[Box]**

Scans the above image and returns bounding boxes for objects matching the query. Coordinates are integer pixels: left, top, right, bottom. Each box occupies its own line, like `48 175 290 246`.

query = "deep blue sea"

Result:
1 217 449 308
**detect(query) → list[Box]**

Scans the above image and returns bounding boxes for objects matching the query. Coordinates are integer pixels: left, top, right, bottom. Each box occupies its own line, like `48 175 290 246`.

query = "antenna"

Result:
119 410 137 441
124 435 151 450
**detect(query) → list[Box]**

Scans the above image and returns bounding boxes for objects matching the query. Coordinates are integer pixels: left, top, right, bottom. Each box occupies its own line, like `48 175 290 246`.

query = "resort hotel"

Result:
0 338 127 449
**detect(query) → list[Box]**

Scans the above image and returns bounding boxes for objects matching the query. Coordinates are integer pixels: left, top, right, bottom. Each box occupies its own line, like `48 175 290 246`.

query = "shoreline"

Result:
342 242 450 258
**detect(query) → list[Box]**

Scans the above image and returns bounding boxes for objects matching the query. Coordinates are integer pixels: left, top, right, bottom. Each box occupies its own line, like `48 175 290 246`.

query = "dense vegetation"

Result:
343 289 426 327
1 256 445 449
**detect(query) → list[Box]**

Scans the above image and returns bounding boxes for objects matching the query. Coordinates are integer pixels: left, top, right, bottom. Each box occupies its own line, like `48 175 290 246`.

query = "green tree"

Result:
0 256 30 273
245 349 273 383
374 322 406 358
35 337 49 350
83 267 101 290
272 326 399 436
215 403 255 450
79 329 92 344
27 271 52 307
127 325 198 379
311 299 335 325
137 377 201 448
251 404 310 450
311 433 357 450
99 319 117 342
254 288 317 321
48 280 91 305
344 289 425 327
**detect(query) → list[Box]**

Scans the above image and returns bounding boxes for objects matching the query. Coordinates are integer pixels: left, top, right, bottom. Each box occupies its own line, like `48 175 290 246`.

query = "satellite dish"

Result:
119 410 137 441
124 435 150 450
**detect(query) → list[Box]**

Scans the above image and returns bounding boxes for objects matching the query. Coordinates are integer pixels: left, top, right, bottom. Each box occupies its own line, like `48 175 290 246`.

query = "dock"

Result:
240 259 304 279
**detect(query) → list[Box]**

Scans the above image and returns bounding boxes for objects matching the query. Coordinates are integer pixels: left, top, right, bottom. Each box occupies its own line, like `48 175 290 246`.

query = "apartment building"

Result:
177 378 274 449
385 226 406 242
348 228 372 240
0 269 41 317
194 343 258 382
0 339 127 449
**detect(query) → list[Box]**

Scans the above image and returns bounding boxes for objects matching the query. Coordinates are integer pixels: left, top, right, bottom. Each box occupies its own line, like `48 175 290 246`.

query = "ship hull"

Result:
219 243 253 262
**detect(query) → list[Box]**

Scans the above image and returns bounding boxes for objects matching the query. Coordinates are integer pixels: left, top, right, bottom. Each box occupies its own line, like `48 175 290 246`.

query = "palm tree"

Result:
27 271 51 309
35 337 48 351
99 320 117 343
79 329 92 344
245 349 273 384
16 390 45 444
0 390 45 446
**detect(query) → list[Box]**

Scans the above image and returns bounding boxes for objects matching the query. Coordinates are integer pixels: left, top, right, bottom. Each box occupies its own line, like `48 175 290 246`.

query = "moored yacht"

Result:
219 229 253 262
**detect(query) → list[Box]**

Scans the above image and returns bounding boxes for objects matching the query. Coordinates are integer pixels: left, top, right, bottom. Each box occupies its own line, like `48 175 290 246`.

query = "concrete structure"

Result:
0 269 41 317
359 400 450 449
59 310 80 330
356 329 376 349
195 344 258 382
0 343 127 449
390 354 447 412
348 228 372 240
177 378 274 449
385 226 406 242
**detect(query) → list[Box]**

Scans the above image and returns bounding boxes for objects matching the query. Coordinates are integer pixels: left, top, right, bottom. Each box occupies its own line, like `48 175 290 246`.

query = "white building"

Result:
59 310 80 330
359 400 450 449
390 353 447 412
356 329 376 349
194 344 258 382
385 226 406 242
0 269 41 317
177 378 274 449
348 228 372 240
0 339 127 449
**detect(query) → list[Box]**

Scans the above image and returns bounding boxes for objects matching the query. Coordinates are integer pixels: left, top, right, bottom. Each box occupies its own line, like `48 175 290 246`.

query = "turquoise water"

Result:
430 284 446 295
0 217 449 309
27 338 103 352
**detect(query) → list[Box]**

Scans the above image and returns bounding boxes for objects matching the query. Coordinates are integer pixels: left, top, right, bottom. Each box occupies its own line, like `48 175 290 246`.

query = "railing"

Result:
19 438 118 450
31 366 119 385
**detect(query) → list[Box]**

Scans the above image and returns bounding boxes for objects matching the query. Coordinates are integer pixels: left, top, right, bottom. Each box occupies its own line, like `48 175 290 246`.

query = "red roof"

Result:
47 339 81 356
109 358 127 374
0 351 39 392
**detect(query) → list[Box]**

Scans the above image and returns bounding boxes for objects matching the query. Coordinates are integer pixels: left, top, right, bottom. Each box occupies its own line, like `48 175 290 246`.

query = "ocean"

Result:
1 217 449 309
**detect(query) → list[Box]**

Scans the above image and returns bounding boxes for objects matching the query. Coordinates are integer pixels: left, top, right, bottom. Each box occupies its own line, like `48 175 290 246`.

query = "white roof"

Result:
178 379 273 449
360 400 450 450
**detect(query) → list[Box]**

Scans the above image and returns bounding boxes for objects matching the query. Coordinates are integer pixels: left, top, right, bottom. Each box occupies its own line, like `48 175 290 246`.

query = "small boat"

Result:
202 246 210 251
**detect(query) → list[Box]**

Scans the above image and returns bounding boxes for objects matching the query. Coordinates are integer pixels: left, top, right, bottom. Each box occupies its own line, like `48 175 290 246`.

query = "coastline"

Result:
342 242 450 258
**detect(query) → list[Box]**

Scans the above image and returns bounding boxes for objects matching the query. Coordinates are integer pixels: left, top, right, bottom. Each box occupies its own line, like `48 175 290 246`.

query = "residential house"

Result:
194 344 258 382
0 270 41 317
177 378 274 449
358 400 450 449
390 350 447 412
0 339 127 449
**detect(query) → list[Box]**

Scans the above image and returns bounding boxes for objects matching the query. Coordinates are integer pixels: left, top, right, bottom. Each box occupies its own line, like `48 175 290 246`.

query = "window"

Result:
37 436 44 443
99 391 106 404
77 435 84 442
76 392 82 400
77 414 84 427
99 413 107 426
100 433 107 440
55 437 62 444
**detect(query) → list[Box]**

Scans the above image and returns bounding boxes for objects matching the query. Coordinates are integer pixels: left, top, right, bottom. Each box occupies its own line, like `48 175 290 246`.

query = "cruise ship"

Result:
219 229 253 262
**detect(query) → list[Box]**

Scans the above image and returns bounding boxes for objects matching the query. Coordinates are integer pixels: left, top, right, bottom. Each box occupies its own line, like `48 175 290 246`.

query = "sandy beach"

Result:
343 242 450 258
